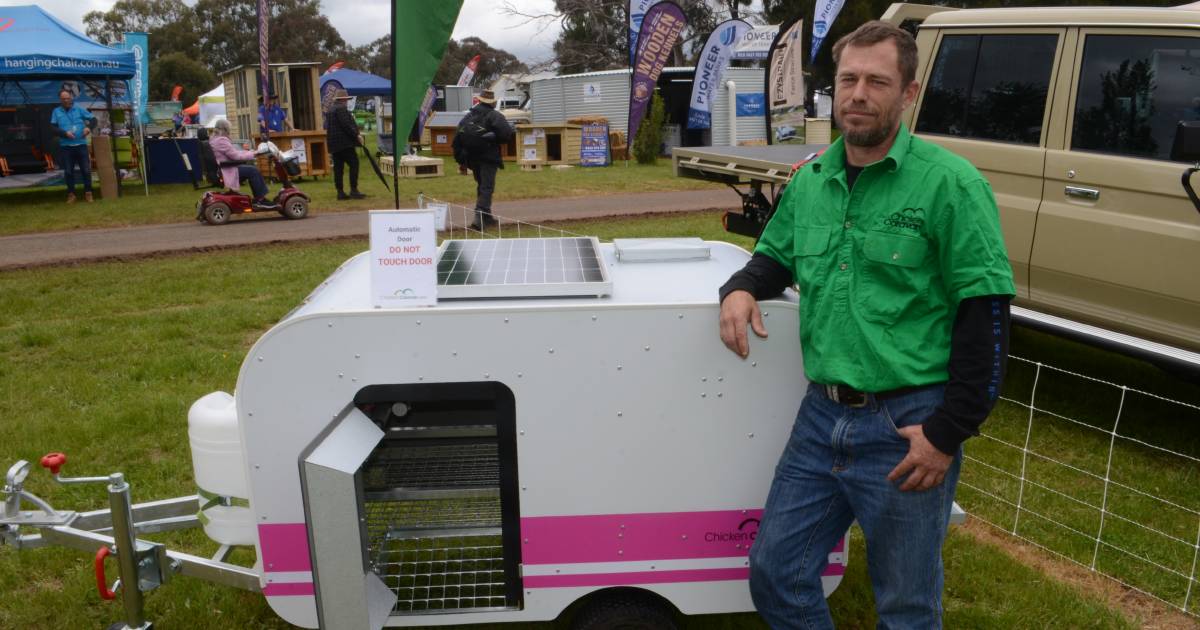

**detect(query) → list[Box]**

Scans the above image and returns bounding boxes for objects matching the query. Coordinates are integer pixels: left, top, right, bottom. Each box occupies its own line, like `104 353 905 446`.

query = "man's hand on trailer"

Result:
719 290 768 359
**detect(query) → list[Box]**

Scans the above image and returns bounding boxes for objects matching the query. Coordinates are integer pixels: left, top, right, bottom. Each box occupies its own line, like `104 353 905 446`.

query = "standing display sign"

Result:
627 1 686 148
686 19 751 130
119 32 150 125
628 0 661 65
766 18 806 144
370 210 438 307
580 122 611 167
731 24 780 61
457 55 481 87
811 0 847 60
392 1 464 207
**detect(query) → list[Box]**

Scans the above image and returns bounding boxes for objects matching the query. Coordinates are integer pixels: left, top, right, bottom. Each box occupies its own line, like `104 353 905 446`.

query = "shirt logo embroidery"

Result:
884 207 925 233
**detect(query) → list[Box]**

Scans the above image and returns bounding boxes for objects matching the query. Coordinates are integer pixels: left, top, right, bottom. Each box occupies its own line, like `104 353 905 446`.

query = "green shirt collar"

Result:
812 122 912 179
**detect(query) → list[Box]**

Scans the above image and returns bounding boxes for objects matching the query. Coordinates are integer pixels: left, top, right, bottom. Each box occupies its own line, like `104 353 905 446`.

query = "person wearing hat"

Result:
325 88 366 200
258 93 291 134
452 89 513 230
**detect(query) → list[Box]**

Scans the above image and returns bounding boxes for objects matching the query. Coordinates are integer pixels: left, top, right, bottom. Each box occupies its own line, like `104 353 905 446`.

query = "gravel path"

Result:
0 189 734 270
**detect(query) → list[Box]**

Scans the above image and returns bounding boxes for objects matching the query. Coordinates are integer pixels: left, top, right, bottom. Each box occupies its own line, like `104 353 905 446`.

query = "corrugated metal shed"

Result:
530 68 694 134
711 68 767 147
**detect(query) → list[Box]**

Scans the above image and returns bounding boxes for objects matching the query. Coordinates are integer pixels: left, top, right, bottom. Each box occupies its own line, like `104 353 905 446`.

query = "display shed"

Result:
425 111 521 162
515 123 582 165
221 62 329 178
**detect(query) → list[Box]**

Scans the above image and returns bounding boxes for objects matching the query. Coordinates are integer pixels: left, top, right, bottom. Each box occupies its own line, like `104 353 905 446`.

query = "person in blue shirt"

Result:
49 89 97 203
257 93 291 134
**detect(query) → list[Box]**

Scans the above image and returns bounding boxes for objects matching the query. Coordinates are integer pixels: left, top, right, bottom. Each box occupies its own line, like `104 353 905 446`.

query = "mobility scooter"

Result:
196 141 310 226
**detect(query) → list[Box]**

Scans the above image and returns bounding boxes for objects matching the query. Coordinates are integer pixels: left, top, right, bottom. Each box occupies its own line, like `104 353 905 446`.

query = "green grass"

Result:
0 156 720 237
0 211 1192 628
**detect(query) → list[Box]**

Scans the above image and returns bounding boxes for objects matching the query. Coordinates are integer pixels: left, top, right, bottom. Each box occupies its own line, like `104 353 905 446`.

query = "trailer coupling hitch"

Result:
2 452 171 630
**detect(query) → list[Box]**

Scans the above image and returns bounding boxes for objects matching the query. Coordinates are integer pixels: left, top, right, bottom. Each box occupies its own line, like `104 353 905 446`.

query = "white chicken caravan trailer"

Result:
4 236 876 629
239 237 843 627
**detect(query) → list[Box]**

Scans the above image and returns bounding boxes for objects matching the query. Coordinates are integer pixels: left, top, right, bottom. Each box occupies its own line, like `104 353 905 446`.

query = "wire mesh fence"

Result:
417 194 586 241
960 356 1200 616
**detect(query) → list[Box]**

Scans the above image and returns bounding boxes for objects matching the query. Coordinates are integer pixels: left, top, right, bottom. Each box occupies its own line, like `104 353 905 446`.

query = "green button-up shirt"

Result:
755 124 1015 391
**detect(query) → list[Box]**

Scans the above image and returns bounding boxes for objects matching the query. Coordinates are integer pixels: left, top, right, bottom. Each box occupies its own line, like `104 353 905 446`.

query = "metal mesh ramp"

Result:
372 532 508 613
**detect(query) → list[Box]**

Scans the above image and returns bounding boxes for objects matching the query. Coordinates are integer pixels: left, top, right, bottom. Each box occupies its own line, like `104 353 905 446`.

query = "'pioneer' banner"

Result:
628 1 686 146
811 0 846 60
686 19 751 130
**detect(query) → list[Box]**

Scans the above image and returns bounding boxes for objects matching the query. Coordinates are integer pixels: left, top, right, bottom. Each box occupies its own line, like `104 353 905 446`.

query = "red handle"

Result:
94 546 117 600
40 452 66 475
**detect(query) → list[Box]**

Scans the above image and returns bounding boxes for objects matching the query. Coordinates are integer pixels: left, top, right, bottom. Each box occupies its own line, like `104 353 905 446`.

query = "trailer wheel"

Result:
572 589 678 630
203 201 231 225
280 196 309 220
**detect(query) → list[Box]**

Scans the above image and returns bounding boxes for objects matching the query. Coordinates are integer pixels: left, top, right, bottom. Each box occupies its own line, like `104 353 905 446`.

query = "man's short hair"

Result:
59 89 72 98
831 20 919 85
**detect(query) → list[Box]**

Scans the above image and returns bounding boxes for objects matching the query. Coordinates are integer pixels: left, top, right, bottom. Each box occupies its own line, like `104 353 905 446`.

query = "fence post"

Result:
1090 386 1126 571
1012 362 1043 535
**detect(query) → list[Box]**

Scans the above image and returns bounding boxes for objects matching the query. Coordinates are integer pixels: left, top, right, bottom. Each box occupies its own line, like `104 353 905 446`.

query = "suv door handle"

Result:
1065 186 1100 200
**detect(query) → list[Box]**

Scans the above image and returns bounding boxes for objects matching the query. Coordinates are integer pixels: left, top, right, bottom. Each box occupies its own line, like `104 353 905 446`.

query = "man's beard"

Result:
837 103 900 148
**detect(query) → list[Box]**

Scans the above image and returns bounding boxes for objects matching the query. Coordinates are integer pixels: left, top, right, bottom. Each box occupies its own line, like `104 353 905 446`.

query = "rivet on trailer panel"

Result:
591 315 597 321
718 393 723 398
517 372 523 378
354 354 360 359
257 356 263 362
678 314 684 319
519 431 525 436
616 412 623 417
718 376 724 382
748 433 755 438
701 393 707 398
616 365 623 371
327 323 333 327
548 348 554 354
504 317 509 323
644 346 651 351
702 377 707 382
338 373 344 379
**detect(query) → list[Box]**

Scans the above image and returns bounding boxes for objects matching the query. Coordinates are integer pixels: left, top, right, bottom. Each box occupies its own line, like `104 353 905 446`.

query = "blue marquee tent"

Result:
0 5 135 79
320 68 391 97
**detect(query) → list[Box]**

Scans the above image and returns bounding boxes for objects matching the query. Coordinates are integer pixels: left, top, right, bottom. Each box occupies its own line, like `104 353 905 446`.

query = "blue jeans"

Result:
61 144 92 194
236 165 269 199
749 383 961 630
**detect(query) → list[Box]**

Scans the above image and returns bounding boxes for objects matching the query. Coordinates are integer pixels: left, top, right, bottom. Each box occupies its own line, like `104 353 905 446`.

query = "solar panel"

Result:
435 237 613 299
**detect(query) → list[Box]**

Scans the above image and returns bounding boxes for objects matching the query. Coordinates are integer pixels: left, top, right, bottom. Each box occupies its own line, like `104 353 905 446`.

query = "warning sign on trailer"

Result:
369 209 437 308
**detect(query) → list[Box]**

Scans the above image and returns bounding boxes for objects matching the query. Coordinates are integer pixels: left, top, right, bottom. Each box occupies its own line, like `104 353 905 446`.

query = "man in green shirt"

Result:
718 21 1014 629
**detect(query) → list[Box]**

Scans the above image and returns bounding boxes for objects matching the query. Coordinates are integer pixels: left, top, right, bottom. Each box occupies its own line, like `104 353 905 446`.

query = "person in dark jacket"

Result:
452 90 513 229
326 88 365 200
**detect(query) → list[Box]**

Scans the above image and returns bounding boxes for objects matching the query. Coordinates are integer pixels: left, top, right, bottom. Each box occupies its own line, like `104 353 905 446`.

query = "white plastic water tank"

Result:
188 391 255 545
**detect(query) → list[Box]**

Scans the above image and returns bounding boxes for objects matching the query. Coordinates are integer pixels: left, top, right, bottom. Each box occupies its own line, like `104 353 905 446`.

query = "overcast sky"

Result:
22 0 565 66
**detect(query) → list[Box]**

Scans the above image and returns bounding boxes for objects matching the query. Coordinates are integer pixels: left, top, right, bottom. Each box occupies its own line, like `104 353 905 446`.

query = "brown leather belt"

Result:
818 383 930 408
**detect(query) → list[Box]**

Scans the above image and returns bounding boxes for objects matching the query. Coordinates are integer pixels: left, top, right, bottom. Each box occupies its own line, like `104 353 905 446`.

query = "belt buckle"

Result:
825 385 869 408
844 391 869 408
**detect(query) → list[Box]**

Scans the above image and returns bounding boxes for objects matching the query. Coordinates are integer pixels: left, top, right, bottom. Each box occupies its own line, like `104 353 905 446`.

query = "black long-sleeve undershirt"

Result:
718 252 1010 454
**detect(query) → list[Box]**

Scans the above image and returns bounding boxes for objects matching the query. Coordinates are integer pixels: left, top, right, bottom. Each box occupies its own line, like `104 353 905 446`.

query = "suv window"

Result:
1072 34 1200 162
917 34 1058 145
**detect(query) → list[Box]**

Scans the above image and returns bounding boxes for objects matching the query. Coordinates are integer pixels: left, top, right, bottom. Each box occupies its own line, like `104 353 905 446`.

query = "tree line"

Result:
83 0 529 105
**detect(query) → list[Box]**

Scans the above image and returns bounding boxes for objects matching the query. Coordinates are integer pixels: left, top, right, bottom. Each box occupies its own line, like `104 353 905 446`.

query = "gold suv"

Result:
887 3 1200 353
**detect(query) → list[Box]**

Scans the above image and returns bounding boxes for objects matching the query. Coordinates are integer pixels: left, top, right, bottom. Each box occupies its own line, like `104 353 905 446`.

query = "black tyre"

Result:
203 201 231 225
280 196 309 220
572 589 678 630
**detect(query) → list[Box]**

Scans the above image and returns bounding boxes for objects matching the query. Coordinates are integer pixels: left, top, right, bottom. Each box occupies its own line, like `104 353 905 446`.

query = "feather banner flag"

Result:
392 0 464 206
628 1 686 146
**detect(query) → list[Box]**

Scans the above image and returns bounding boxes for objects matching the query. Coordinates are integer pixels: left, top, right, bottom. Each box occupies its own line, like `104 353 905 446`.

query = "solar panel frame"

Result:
435 237 613 299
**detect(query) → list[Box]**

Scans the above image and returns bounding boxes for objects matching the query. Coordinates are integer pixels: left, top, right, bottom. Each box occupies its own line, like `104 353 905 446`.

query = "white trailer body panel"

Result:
230 240 837 628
